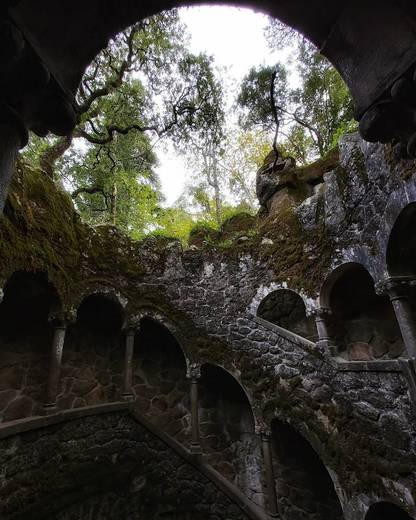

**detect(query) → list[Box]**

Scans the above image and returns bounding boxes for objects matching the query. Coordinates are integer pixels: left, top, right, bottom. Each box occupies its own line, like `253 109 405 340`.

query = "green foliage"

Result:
236 35 354 162
23 10 226 244
237 64 288 132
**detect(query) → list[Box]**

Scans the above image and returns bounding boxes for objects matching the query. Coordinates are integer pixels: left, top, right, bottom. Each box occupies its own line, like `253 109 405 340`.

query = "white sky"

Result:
156 6 293 206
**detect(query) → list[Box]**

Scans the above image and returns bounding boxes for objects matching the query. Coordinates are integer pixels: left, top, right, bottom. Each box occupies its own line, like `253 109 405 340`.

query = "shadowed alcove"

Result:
0 270 59 421
365 501 414 520
199 363 264 506
58 293 124 409
271 419 343 520
132 316 190 443
387 203 416 277
257 289 317 341
321 263 403 360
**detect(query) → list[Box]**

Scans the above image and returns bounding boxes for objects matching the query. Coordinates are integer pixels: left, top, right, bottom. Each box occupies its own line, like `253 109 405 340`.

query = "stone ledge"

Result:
0 402 271 520
0 401 132 440
252 315 317 352
335 359 403 372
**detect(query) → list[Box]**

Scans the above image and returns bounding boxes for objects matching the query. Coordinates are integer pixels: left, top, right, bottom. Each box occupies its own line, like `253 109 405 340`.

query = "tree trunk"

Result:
39 134 73 179
212 157 222 227
110 182 117 225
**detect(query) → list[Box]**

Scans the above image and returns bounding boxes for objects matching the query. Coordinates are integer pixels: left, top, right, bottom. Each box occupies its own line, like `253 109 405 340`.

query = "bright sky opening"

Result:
156 6 293 206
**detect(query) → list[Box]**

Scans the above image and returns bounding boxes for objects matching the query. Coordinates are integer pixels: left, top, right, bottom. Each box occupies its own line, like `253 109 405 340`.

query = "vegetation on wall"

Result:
21 9 354 243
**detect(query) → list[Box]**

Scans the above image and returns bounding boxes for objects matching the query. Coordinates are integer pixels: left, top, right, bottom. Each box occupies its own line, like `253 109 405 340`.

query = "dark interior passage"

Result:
387 203 416 277
257 289 317 341
132 317 190 443
58 293 124 409
0 271 59 421
325 264 403 360
271 419 343 520
199 363 263 506
365 501 414 520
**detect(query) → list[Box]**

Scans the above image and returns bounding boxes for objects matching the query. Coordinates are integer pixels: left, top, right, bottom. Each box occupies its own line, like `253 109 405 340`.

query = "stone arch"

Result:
257 288 317 340
128 305 190 366
386 202 416 277
199 362 264 506
320 262 403 360
57 292 125 409
0 270 61 421
69 283 128 315
132 315 190 443
271 418 344 520
365 501 414 520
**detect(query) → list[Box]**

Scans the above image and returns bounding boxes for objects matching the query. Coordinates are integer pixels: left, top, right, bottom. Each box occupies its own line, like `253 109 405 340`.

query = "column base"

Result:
122 393 135 402
190 442 202 455
43 402 58 415
316 340 338 355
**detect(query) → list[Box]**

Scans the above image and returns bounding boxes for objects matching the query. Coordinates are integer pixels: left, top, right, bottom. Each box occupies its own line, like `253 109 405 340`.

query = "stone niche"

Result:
132 317 190 444
271 419 343 520
0 270 58 421
326 264 404 360
199 364 264 507
58 293 125 409
257 289 317 341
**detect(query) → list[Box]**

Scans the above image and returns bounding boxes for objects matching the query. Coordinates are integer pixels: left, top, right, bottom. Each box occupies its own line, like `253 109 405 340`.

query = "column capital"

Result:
124 326 137 337
48 308 75 328
187 362 201 381
311 307 332 318
257 426 272 439
376 276 416 298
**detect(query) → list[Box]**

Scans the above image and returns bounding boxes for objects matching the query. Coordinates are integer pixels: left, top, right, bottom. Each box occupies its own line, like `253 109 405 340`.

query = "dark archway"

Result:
58 293 124 409
365 501 414 520
132 316 190 443
387 203 416 277
271 419 343 520
321 263 403 360
199 363 263 506
257 289 317 341
0 270 60 421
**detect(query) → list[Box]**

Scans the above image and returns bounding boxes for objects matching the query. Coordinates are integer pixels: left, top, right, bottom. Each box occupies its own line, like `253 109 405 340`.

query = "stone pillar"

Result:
44 312 68 413
122 326 136 401
383 278 416 358
187 363 201 454
313 307 336 353
0 104 28 213
261 431 279 518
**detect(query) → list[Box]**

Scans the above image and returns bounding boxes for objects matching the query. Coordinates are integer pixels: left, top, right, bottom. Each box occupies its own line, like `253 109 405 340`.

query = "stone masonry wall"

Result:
0 408 251 520
0 136 416 518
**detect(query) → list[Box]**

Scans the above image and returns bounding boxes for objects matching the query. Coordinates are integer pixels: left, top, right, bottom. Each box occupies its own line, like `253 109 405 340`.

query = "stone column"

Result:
44 312 68 413
382 278 416 358
187 363 202 454
0 104 28 213
122 326 136 401
261 431 279 518
313 307 336 353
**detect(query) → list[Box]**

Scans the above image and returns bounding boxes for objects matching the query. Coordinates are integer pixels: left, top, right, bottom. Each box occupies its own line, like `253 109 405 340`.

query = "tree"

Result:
23 10 225 239
237 64 288 133
219 130 270 209
236 35 354 161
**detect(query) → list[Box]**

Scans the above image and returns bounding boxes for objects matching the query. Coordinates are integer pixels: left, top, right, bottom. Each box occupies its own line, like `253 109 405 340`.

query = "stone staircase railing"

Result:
0 402 272 520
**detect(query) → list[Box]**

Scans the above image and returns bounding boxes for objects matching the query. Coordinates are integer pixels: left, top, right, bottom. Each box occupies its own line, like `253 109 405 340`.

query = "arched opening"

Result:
0 270 60 421
271 419 343 520
387 203 416 277
365 501 414 520
132 317 190 443
58 293 124 409
322 263 403 360
257 289 317 341
199 363 263 506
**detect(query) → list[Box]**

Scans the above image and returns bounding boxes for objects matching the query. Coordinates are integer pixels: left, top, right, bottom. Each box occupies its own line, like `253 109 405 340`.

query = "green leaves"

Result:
236 37 355 162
